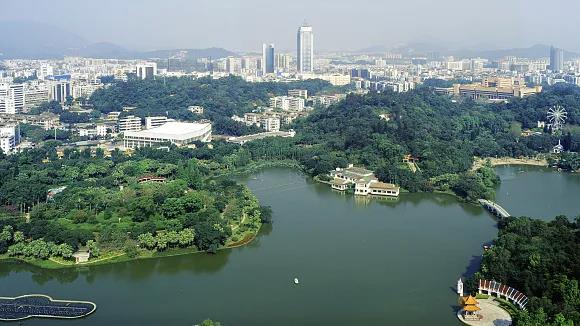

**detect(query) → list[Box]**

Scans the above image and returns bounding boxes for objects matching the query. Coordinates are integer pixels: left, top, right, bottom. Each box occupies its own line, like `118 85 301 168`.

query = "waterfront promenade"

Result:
457 298 512 326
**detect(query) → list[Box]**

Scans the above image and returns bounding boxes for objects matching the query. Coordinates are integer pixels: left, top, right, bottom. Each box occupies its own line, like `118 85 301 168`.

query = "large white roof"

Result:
124 122 211 140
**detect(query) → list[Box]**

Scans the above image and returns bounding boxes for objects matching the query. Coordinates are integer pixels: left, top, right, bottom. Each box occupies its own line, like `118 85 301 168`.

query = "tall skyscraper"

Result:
262 43 275 75
550 46 564 72
297 23 314 73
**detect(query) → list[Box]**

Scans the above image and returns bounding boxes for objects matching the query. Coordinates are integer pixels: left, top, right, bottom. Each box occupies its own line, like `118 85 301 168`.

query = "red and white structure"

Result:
479 279 528 309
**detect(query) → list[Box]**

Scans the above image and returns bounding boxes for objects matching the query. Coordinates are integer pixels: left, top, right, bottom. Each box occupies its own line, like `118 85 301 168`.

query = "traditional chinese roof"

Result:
463 296 478 305
463 305 481 312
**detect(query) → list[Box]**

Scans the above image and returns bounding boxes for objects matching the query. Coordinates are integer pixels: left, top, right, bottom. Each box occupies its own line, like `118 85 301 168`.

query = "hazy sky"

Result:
3 0 579 52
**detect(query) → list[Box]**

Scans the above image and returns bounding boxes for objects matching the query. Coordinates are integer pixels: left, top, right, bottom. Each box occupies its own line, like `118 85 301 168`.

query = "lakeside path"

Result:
471 157 548 171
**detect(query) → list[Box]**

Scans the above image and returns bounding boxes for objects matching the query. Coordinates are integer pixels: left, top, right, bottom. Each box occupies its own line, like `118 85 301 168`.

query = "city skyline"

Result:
1 0 580 53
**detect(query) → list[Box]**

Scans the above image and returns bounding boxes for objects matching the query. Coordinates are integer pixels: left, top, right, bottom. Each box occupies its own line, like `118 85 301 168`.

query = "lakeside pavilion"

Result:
460 296 482 321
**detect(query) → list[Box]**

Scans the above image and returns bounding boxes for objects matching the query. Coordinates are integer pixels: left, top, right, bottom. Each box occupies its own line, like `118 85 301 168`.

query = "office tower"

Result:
550 46 564 72
297 23 314 73
51 81 71 104
262 43 275 75
136 62 158 79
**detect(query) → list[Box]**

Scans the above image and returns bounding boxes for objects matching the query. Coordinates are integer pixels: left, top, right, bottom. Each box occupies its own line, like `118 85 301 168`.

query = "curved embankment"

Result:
0 294 96 321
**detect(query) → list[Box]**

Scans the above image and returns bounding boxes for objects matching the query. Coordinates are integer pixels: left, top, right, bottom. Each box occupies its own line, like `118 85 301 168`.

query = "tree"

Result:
259 206 273 224
57 243 74 258
200 319 221 326
178 228 195 247
87 240 100 257
124 240 139 258
0 226 13 242
13 231 24 243
137 233 157 250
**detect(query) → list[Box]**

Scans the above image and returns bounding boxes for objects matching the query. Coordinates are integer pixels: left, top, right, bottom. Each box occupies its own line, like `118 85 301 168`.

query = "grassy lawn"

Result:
476 293 490 299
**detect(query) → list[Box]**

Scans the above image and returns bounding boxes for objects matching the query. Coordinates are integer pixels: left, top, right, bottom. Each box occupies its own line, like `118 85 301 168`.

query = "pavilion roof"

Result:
463 296 478 305
463 305 481 312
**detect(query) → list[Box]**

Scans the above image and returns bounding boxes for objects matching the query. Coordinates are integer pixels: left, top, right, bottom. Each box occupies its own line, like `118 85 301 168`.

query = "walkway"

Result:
457 298 512 326
478 199 511 218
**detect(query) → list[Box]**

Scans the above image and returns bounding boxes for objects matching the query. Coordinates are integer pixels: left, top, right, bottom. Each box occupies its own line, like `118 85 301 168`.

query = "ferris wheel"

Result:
547 105 568 131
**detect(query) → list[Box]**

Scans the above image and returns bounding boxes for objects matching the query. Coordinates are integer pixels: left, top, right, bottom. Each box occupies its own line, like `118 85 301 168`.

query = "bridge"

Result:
478 199 511 218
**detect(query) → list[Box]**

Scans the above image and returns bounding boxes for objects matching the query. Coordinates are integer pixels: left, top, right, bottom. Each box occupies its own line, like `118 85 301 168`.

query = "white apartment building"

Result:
71 82 102 99
269 96 305 111
106 111 122 121
0 83 25 114
244 113 261 126
37 64 54 80
0 123 20 154
96 124 107 137
260 117 280 132
317 74 351 86
78 124 106 138
24 82 50 109
311 94 345 107
187 106 204 114
288 89 308 99
118 115 142 133
145 116 170 129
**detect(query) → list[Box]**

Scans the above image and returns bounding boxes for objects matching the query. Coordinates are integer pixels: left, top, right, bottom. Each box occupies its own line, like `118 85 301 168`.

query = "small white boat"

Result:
294 278 299 284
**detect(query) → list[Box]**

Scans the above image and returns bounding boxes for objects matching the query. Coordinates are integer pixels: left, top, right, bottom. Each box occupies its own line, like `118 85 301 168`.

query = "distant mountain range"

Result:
0 21 238 60
358 43 580 60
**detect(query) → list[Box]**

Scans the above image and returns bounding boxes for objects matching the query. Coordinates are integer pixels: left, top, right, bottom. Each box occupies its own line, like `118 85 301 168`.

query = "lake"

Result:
0 166 578 325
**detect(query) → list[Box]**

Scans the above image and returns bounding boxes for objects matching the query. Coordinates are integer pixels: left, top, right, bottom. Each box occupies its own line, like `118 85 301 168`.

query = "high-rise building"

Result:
225 57 242 74
550 46 564 72
37 64 54 80
262 43 275 75
275 53 292 72
136 62 158 79
297 24 314 73
0 83 24 114
50 81 71 104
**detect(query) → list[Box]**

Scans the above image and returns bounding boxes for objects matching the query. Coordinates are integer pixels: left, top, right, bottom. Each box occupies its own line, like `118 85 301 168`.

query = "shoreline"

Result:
0 229 261 270
1 159 561 270
471 156 548 171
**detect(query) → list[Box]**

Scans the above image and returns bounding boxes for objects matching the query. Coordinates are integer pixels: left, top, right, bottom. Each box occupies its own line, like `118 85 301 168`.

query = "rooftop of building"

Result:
124 121 211 140
369 181 399 190
331 165 374 179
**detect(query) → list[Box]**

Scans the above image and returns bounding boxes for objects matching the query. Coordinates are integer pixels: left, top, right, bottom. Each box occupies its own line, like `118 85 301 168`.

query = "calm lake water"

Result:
494 165 580 220
0 167 578 325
